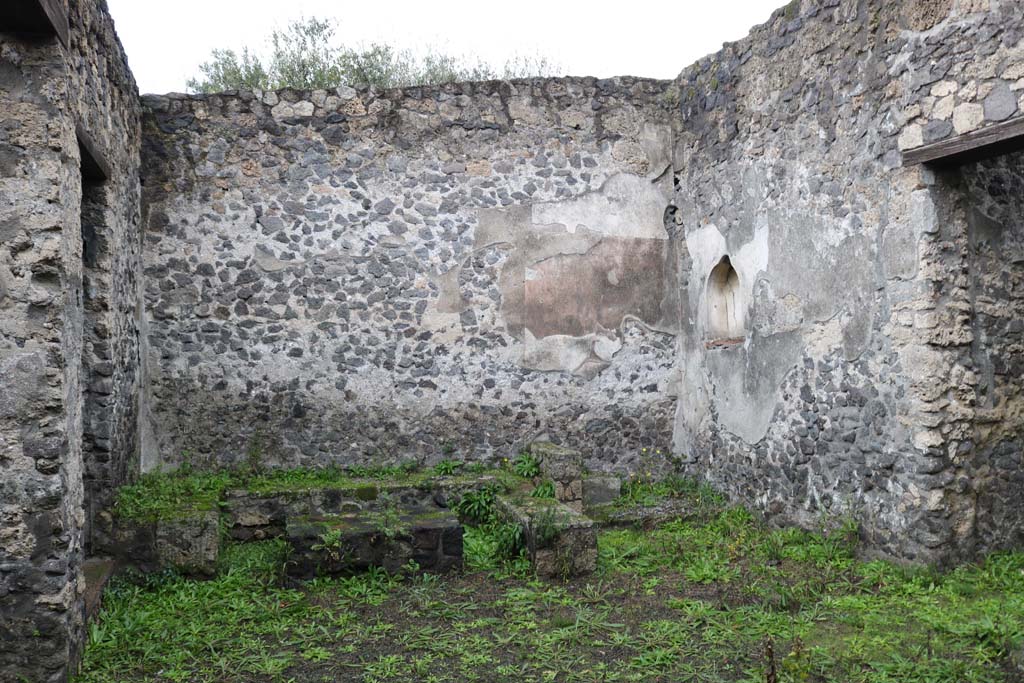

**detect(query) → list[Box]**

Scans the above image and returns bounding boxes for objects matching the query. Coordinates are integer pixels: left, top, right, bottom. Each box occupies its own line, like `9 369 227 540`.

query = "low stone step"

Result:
496 495 597 578
586 497 724 529
286 508 463 579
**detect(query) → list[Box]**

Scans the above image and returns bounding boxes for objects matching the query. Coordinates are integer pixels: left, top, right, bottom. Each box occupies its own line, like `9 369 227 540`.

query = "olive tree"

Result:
187 17 559 93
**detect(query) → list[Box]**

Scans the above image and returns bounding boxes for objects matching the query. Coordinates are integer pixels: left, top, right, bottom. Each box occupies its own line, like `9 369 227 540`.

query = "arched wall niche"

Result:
706 255 745 341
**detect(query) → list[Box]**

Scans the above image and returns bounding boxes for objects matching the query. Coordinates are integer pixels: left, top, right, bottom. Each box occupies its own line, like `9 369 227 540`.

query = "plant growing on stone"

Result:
371 495 409 540
454 486 497 525
532 505 562 549
466 462 489 474
512 452 541 479
347 460 419 479
312 528 349 563
530 480 556 499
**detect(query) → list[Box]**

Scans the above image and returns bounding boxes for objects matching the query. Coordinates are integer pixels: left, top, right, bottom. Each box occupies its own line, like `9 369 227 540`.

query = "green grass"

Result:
113 470 235 522
616 473 725 510
86 475 1024 683
85 485 1024 683
114 464 522 522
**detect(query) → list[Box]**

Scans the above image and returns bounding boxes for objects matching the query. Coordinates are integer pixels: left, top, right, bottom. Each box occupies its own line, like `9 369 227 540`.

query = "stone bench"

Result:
222 474 498 541
103 473 496 577
286 508 463 579
103 510 221 576
496 495 597 578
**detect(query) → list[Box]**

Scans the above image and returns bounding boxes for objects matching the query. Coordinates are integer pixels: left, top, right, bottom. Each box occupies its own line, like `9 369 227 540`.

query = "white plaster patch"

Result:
532 173 668 240
521 329 623 374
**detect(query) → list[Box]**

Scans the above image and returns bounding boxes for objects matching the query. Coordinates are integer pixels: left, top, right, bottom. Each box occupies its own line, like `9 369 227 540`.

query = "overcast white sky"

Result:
106 0 784 95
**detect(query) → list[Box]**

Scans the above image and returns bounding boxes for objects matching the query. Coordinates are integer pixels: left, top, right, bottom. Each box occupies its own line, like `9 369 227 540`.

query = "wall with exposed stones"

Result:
135 0 1024 566
958 150 1024 553
139 79 679 474
0 0 141 681
6 8 1024 680
670 0 1024 564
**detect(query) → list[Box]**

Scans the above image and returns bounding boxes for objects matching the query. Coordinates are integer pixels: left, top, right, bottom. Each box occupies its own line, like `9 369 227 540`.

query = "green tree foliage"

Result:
187 17 559 93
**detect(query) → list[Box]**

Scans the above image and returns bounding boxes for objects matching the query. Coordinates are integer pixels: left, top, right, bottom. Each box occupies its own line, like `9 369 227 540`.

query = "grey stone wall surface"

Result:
670 0 1024 563
136 0 1024 566
0 0 141 680
5 3 1024 679
959 150 1024 553
139 78 680 474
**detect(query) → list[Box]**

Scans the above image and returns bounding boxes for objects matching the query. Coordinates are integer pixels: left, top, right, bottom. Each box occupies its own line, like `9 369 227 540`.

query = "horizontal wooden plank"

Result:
0 0 69 47
76 123 111 182
37 0 68 46
902 116 1024 167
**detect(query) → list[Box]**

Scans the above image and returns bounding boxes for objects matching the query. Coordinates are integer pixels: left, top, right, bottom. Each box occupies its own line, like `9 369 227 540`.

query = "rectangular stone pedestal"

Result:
286 509 463 579
497 496 597 578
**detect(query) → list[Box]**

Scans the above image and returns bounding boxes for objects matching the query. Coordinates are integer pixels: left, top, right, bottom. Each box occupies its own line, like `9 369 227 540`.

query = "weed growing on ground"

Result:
85 481 1024 683
432 459 461 476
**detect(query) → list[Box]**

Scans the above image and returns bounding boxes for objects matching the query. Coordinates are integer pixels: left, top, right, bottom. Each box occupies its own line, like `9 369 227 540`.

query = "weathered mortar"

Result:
0 0 141 680
135 0 1024 565
670 0 1024 563
139 77 681 474
3 2 1024 680
958 149 1024 553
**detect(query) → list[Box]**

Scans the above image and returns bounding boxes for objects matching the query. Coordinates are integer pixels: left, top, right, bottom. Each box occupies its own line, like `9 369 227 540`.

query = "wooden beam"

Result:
902 116 1024 167
76 124 110 183
0 0 70 48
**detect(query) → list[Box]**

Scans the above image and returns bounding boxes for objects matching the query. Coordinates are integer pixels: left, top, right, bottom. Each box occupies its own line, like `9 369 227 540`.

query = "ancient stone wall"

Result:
670 0 1024 563
959 150 1024 553
0 0 141 680
139 78 679 474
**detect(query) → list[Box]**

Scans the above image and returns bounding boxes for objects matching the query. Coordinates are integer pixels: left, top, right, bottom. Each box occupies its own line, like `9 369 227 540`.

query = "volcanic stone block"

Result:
223 474 498 541
157 512 220 575
109 511 220 576
286 508 463 579
583 476 622 509
529 442 585 511
530 442 583 480
497 496 597 578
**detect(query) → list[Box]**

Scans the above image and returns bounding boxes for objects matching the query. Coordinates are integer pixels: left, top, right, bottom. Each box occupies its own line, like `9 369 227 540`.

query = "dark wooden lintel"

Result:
76 124 111 183
1 0 70 47
902 116 1024 167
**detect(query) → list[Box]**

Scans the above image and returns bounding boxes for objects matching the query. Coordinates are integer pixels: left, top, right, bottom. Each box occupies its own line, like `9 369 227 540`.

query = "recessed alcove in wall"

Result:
706 255 745 345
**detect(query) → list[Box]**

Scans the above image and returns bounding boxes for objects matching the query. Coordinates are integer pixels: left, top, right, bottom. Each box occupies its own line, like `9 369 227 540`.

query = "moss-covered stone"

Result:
496 495 596 578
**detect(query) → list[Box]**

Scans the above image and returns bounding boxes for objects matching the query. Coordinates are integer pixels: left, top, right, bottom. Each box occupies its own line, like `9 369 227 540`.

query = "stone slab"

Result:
582 476 622 509
109 510 220 576
497 496 597 578
286 508 463 579
223 474 498 541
